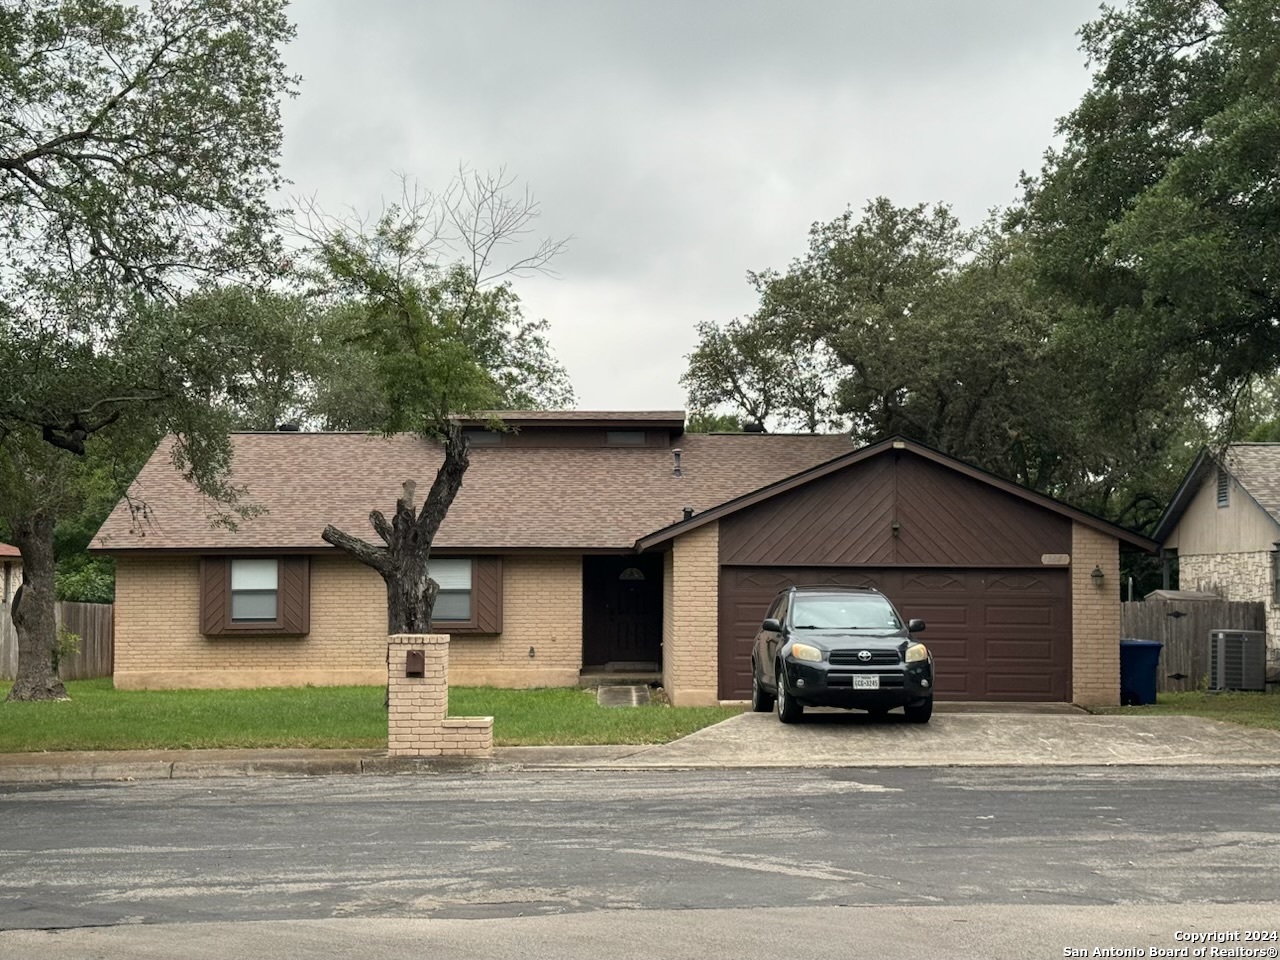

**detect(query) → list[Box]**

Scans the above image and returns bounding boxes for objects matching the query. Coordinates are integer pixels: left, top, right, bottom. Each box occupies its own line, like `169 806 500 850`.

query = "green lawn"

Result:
0 679 741 752
1092 689 1280 732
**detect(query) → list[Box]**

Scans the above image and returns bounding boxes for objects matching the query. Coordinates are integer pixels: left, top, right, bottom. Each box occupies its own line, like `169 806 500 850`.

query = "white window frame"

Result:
429 558 472 622
230 558 279 623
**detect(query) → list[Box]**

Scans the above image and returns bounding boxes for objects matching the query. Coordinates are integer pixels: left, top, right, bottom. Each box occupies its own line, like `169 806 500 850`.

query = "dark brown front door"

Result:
583 554 663 668
718 566 1071 701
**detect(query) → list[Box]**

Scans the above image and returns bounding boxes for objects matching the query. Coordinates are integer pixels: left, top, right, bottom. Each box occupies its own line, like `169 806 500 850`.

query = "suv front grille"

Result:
828 648 900 666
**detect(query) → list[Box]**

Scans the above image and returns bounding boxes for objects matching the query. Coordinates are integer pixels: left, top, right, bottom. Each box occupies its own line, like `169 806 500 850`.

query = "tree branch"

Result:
369 509 393 545
321 524 391 575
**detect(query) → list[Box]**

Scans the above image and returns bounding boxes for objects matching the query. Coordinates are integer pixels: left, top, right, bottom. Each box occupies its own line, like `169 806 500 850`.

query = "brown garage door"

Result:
718 566 1071 702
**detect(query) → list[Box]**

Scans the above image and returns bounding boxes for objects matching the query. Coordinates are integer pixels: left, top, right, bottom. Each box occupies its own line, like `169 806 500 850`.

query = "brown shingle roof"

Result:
0 543 19 558
92 431 854 552
1224 444 1280 524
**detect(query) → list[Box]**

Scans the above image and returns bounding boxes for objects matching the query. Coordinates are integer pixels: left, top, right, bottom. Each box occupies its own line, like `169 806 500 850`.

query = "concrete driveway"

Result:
603 706 1280 768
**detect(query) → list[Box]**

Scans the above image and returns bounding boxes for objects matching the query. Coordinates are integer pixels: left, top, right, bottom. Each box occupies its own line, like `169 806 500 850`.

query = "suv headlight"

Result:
905 643 930 663
789 642 823 662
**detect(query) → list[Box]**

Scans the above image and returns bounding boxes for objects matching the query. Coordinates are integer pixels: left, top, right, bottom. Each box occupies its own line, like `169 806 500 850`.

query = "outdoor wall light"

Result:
1090 565 1105 587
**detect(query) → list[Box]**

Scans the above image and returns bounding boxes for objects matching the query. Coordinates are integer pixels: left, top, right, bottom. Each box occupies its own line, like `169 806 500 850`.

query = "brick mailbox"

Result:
387 634 494 758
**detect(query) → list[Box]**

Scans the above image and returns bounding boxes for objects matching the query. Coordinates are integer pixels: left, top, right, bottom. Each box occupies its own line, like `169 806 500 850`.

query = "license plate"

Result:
852 675 880 690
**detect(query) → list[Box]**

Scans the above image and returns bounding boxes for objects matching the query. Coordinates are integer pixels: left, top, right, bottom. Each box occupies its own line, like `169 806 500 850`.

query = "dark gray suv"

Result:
750 585 934 723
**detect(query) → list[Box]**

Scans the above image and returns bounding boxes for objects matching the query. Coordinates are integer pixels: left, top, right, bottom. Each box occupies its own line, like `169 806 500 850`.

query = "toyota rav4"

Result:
750 585 934 723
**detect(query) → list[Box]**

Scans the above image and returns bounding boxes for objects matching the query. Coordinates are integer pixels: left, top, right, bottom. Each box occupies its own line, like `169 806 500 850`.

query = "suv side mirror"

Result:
761 617 782 633
908 618 926 633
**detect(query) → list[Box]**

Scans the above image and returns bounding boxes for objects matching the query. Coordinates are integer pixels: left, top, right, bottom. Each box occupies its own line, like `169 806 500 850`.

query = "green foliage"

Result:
55 556 114 604
299 172 574 436
685 198 1206 528
50 628 80 674
1023 0 1280 406
0 0 299 697
685 411 743 433
0 679 742 750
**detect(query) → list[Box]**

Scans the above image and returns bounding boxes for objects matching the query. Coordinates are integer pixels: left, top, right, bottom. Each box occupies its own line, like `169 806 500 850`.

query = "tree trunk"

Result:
322 425 471 635
4 514 67 701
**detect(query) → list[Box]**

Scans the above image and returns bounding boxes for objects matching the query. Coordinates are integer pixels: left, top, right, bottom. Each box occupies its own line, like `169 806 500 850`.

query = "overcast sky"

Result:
281 0 1103 411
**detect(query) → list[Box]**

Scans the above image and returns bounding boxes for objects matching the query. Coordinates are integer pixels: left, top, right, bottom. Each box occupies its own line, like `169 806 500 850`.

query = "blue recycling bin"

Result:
1119 638 1163 706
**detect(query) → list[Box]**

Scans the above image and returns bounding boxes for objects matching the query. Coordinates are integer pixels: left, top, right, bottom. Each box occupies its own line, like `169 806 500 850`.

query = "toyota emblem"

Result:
857 650 872 662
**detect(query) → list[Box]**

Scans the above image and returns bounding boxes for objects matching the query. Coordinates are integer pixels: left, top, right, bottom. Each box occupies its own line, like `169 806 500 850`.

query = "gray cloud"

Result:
281 0 1102 409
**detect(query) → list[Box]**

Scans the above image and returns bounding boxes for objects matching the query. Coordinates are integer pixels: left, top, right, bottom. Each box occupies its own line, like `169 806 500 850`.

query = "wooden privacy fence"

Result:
0 601 114 682
1120 599 1265 693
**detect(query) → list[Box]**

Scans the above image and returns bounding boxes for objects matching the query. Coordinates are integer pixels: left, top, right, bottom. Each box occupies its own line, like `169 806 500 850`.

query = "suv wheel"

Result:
751 661 774 712
904 697 933 724
776 665 803 724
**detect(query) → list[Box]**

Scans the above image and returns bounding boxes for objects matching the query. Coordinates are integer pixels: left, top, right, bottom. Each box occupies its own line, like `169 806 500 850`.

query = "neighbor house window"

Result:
1272 544 1280 603
230 558 279 622
429 559 472 621
606 430 647 446
1217 468 1230 508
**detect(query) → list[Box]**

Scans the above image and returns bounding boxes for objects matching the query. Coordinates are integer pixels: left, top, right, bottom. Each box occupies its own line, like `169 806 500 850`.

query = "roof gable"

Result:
636 437 1156 552
1153 445 1280 546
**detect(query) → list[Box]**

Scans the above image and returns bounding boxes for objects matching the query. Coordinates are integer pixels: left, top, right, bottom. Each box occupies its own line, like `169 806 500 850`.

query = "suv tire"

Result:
751 662 774 712
904 697 933 724
776 665 804 724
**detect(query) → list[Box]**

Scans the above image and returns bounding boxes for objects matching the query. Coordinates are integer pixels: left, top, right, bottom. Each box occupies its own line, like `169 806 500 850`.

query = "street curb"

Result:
4 755 1280 784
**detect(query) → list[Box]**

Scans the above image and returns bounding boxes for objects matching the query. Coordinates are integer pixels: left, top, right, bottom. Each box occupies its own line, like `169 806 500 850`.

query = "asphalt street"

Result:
2 767 1279 958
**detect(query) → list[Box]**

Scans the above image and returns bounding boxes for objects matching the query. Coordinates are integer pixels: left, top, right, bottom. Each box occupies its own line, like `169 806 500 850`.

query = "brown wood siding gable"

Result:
719 450 1071 567
201 556 310 636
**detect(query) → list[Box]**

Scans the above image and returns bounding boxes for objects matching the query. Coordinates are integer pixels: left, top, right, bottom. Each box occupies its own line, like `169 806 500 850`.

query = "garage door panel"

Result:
718 565 1071 701
987 672 1060 697
983 604 1055 627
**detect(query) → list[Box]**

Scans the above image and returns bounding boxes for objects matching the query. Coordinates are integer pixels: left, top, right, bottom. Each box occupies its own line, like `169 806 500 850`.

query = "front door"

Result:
582 554 663 668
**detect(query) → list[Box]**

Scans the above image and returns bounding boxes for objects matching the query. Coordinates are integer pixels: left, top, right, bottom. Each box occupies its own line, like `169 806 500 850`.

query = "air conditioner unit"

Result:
1208 630 1267 691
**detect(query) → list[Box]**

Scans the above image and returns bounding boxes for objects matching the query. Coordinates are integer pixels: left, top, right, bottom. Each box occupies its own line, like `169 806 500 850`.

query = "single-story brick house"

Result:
1155 443 1280 665
92 412 1153 705
1 543 20 606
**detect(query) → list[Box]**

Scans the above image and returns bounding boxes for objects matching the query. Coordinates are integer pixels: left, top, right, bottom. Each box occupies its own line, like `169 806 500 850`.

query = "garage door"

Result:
718 567 1071 702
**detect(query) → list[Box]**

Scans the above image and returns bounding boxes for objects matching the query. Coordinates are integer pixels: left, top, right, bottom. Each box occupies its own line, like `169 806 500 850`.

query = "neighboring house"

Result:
1155 443 1280 661
1 543 22 680
1 543 20 606
91 412 1153 706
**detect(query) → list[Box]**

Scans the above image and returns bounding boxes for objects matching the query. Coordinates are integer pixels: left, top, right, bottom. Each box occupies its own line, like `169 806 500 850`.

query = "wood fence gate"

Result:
1120 599 1265 693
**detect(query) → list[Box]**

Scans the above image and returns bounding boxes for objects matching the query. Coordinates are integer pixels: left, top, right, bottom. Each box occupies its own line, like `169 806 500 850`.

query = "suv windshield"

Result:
791 594 902 631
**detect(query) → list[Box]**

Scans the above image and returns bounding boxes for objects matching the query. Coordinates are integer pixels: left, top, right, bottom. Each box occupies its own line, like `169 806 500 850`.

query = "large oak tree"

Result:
0 0 297 700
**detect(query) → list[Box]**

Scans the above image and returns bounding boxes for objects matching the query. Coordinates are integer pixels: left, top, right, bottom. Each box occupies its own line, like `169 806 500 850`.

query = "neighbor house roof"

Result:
0 543 19 558
1153 443 1280 543
635 436 1157 552
92 430 854 553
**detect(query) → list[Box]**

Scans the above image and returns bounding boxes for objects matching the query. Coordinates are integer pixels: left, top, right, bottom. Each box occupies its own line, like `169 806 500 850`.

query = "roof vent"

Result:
682 507 694 521
672 448 683 477
276 422 301 432
742 421 766 433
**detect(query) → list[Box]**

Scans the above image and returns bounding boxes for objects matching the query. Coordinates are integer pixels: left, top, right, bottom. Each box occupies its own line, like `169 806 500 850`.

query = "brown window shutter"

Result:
472 556 503 633
200 558 230 636
279 556 311 635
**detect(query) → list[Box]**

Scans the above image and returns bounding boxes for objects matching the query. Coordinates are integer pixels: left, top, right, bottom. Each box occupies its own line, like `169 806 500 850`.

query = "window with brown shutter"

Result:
434 556 503 635
201 556 310 636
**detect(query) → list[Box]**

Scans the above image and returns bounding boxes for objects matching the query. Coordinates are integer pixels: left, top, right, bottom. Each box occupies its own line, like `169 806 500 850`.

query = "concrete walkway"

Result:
3 711 1280 783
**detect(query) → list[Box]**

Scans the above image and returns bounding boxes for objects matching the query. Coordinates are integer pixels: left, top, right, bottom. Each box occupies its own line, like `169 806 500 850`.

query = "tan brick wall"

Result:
1071 523 1121 706
661 550 674 693
663 522 719 706
1179 552 1280 669
114 554 582 689
387 635 492 758
449 555 582 688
